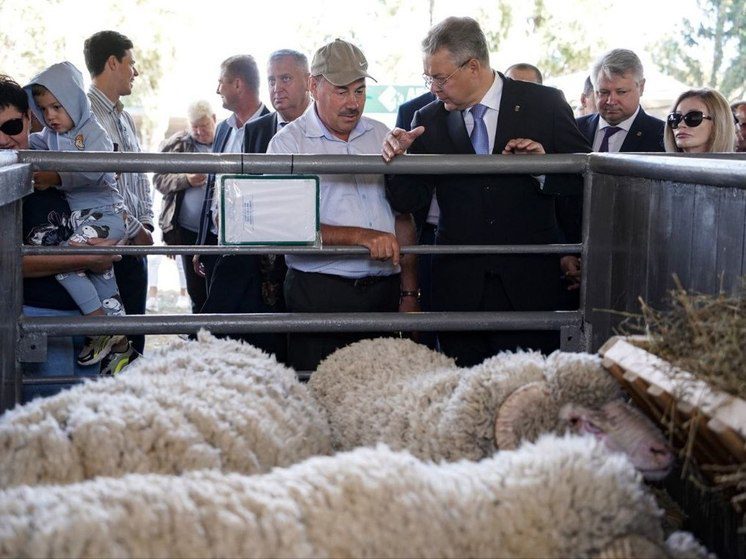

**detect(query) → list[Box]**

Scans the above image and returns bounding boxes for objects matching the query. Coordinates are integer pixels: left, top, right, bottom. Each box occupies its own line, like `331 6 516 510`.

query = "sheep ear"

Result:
593 534 668 558
494 382 551 450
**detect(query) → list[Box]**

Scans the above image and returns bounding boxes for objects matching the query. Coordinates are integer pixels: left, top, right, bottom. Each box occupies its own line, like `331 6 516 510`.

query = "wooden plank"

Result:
600 337 746 441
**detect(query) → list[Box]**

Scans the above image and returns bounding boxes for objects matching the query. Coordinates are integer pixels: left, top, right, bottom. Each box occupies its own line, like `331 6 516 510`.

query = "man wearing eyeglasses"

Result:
382 16 590 367
732 101 746 152
576 49 665 153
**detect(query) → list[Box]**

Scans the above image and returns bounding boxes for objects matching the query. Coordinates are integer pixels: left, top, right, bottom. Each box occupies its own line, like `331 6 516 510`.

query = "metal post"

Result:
0 163 31 411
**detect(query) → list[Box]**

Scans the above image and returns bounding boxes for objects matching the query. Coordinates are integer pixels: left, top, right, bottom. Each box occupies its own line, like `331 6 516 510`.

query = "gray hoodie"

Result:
25 61 124 211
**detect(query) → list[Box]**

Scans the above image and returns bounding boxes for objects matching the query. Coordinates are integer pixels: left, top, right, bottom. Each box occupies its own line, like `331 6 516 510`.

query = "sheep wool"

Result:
0 331 332 488
311 337 550 460
0 435 668 559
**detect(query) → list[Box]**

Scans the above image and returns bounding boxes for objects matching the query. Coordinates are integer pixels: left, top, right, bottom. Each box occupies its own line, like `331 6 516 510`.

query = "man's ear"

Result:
106 55 119 72
638 77 646 97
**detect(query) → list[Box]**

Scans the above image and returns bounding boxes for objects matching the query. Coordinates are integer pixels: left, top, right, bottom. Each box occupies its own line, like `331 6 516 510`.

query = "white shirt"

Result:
268 104 398 278
592 106 640 152
210 104 267 231
223 104 267 154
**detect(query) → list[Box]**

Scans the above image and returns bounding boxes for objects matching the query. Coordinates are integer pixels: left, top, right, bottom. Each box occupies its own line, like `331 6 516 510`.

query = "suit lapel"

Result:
214 121 231 153
446 109 473 154
494 76 520 154
581 114 600 145
620 109 646 152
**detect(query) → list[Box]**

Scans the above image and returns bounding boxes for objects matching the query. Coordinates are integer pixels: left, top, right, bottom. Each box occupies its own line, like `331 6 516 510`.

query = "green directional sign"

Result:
365 85 430 113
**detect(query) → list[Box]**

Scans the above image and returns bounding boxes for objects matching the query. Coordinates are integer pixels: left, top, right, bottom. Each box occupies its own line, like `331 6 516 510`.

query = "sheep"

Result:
0 434 708 558
310 338 674 480
0 331 332 488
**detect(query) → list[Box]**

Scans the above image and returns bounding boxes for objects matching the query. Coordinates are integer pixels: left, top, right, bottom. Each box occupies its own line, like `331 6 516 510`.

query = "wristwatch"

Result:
400 289 421 302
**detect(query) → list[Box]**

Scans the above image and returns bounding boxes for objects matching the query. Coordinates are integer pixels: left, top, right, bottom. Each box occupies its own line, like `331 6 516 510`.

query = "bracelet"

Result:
400 289 421 301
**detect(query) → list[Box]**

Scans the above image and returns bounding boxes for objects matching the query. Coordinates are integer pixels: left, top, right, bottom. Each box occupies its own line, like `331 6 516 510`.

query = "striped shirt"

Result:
87 84 154 227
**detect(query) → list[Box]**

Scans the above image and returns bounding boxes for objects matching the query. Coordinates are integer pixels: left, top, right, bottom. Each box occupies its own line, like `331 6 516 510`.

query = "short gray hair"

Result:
590 49 644 87
422 16 489 66
731 100 746 111
187 99 214 123
268 49 309 73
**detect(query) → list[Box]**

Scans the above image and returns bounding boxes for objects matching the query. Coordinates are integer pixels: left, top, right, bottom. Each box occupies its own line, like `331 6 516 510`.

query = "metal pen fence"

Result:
2 150 745 413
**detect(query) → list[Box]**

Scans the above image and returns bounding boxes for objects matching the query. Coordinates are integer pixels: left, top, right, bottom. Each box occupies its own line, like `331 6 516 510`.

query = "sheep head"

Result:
494 352 674 481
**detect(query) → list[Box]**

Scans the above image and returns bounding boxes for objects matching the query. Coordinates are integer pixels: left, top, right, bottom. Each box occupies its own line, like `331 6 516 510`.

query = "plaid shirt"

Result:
88 85 153 227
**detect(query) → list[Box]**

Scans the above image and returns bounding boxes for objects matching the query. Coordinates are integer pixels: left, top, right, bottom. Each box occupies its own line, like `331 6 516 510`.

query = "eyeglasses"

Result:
666 110 713 129
0 117 24 136
423 60 470 90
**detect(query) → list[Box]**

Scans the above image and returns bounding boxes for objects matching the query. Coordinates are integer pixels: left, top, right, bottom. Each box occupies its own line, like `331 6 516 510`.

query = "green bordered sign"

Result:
219 174 320 246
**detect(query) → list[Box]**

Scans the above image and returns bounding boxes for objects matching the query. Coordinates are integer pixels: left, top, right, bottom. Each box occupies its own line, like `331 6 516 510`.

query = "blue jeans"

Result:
21 305 97 403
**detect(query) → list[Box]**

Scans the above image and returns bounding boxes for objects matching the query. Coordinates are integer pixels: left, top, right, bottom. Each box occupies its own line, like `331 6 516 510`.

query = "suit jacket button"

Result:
484 186 491 191
487 218 496 225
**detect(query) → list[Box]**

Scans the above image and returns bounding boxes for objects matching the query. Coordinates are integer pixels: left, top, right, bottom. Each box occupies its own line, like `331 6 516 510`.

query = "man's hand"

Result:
130 226 154 246
381 126 425 162
192 254 205 278
358 229 401 267
560 255 581 291
502 138 546 155
187 173 207 187
32 171 61 190
69 237 122 274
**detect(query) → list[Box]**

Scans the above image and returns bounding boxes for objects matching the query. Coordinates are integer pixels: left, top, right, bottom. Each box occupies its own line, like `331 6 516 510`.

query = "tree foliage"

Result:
653 0 745 99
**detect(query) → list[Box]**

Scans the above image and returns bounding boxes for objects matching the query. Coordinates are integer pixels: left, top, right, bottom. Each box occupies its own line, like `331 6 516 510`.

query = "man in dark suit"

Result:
193 55 270 290
383 16 590 366
576 49 664 153
199 50 311 360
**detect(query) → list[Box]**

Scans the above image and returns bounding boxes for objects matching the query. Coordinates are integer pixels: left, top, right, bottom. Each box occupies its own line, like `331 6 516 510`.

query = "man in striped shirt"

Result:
84 30 154 354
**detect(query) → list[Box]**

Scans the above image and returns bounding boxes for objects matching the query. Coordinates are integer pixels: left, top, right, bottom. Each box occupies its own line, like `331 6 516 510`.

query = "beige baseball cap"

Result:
310 39 376 86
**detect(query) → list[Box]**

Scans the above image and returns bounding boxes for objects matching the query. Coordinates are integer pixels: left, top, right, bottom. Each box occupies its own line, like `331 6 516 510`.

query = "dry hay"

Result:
638 277 745 400
618 276 746 532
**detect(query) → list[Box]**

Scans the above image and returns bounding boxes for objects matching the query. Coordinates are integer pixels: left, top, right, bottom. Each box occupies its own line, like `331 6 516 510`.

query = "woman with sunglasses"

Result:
664 88 737 153
0 75 120 402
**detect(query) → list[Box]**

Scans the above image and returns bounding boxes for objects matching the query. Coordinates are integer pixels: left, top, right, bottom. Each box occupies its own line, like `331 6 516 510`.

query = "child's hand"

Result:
32 171 61 190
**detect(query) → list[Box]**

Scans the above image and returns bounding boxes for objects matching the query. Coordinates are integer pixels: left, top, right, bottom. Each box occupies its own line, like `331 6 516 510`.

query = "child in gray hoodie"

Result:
25 61 143 375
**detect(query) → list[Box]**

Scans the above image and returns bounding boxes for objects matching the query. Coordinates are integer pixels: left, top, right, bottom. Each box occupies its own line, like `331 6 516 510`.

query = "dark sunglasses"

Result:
666 110 712 129
0 117 24 136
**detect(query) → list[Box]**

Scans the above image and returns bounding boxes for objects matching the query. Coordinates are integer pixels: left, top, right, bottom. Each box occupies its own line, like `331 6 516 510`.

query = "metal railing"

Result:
6 149 744 411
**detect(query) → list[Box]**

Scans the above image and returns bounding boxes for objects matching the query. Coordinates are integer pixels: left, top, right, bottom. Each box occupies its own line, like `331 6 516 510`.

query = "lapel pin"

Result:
514 105 520 112
636 131 642 136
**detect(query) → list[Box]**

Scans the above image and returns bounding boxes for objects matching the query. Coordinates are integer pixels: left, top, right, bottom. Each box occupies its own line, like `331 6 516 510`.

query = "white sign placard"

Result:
219 175 319 245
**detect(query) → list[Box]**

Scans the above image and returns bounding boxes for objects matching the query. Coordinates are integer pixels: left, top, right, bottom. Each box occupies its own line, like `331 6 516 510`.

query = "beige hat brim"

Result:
319 70 377 87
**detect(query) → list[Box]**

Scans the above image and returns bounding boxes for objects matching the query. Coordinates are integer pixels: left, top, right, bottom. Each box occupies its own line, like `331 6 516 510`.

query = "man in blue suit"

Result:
193 55 270 291
199 50 311 361
576 49 664 153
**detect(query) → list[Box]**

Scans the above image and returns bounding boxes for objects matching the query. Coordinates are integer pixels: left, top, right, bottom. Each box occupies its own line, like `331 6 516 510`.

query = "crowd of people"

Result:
0 16 743 400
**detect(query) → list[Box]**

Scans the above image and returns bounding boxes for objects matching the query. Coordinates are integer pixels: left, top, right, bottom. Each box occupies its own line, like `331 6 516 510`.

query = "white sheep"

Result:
310 338 674 480
0 434 707 558
0 331 331 488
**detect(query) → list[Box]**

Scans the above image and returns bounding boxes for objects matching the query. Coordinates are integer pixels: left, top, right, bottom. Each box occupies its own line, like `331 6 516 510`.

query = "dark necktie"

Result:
599 126 622 152
469 103 489 155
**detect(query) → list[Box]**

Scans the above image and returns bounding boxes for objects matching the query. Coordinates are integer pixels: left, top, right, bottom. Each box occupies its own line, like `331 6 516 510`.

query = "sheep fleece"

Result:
311 338 600 460
0 332 331 487
0 435 664 558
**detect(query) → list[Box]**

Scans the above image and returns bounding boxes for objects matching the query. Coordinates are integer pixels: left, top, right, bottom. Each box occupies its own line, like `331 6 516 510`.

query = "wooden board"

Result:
599 336 746 468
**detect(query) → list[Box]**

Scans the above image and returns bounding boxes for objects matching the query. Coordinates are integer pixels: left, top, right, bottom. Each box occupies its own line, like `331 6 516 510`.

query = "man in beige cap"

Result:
267 38 418 371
